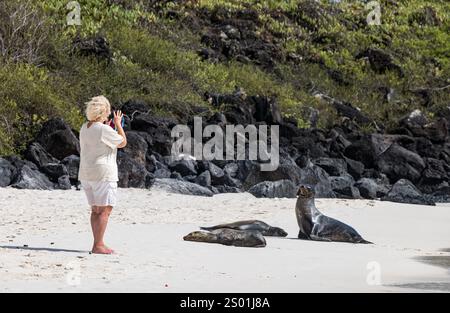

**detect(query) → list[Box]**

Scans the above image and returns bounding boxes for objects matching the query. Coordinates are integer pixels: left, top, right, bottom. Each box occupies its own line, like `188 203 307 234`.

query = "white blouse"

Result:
78 122 124 182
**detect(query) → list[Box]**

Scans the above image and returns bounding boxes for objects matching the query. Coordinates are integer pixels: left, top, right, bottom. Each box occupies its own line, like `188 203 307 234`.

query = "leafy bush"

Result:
109 26 307 114
39 0 156 38
0 62 83 155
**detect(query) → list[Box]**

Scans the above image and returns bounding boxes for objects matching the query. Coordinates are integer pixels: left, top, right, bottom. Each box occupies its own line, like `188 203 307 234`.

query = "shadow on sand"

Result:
387 252 450 292
415 255 450 270
389 282 450 292
0 245 90 254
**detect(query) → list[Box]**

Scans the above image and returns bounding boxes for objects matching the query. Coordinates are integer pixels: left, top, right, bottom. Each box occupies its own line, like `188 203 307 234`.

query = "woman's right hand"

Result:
113 110 123 128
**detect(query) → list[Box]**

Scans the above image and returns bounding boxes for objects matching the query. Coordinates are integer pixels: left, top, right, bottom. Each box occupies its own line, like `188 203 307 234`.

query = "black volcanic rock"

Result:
345 157 365 180
223 162 239 178
248 180 297 198
356 48 403 76
377 144 425 183
169 159 197 177
57 175 72 190
121 99 150 116
430 186 450 203
73 35 112 61
25 142 59 168
251 96 283 124
117 151 148 188
208 162 225 185
355 178 389 199
291 135 326 159
298 165 336 198
195 170 212 187
170 172 183 180
424 118 448 143
11 165 54 190
330 174 360 199
344 134 390 168
414 137 439 158
382 179 435 206
0 157 15 187
151 178 214 197
41 163 69 182
35 118 80 160
420 158 448 186
61 155 80 184
314 158 347 176
154 168 171 179
122 131 148 166
243 149 300 186
131 114 178 156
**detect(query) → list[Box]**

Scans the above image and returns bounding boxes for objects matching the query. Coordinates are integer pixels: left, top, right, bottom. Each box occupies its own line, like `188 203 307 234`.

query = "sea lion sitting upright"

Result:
200 220 288 237
184 229 266 248
296 185 373 244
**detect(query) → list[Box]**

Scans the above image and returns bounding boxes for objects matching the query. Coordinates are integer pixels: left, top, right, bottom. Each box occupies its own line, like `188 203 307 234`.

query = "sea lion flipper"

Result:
300 218 314 239
310 234 332 242
298 230 309 240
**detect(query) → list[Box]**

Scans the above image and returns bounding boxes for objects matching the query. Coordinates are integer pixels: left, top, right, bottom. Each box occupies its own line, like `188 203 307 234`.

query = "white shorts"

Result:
80 181 118 207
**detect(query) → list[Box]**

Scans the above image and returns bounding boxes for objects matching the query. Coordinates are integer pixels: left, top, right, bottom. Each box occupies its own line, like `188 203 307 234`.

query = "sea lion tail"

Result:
360 239 374 244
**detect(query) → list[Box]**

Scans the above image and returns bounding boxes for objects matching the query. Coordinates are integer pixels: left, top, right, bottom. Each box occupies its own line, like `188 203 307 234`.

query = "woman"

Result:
78 96 127 255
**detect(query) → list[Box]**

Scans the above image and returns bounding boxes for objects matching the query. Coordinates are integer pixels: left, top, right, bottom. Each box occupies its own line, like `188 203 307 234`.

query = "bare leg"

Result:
91 206 99 241
91 206 114 254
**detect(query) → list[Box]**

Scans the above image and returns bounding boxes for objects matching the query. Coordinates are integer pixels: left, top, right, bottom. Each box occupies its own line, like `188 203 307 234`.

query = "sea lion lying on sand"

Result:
201 220 288 237
183 228 267 248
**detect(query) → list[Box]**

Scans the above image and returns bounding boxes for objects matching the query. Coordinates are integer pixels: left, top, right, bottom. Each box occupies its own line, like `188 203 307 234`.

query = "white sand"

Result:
0 187 449 293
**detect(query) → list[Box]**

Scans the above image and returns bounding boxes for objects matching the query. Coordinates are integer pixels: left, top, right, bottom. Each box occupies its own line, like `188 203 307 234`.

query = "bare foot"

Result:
92 245 115 255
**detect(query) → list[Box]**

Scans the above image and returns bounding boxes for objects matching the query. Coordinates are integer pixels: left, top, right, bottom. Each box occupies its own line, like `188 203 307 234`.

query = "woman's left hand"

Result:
113 110 123 128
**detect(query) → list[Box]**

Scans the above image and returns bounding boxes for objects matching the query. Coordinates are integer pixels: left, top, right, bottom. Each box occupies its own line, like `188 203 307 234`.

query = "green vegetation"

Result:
0 63 83 154
0 0 448 155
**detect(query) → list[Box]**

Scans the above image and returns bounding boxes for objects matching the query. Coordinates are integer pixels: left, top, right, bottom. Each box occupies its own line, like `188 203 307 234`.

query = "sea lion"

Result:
200 220 288 237
296 185 373 244
183 229 267 248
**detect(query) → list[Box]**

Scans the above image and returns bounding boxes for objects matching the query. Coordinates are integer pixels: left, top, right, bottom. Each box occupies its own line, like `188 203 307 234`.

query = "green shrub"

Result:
38 0 156 37
109 26 307 115
0 62 83 155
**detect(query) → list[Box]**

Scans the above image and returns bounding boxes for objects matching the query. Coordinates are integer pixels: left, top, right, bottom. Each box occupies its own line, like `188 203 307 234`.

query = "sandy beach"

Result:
0 187 449 293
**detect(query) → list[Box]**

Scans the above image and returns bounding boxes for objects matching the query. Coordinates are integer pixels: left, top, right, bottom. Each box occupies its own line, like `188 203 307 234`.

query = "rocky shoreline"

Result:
1 92 449 206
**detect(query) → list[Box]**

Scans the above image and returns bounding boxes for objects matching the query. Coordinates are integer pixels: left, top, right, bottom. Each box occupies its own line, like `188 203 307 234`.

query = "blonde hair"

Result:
85 96 111 122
